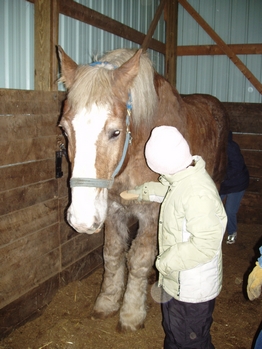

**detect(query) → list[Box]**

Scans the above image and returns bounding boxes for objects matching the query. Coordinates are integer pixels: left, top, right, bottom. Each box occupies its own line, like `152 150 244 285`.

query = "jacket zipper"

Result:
177 271 180 297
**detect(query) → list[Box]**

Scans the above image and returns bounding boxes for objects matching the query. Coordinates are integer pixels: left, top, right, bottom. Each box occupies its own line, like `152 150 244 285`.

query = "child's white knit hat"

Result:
145 126 193 175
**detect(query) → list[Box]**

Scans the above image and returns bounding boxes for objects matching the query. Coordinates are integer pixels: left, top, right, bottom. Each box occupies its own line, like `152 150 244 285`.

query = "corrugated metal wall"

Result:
0 0 34 89
177 0 262 103
0 0 261 103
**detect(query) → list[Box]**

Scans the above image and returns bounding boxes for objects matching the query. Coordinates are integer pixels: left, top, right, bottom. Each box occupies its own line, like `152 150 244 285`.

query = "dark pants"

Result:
255 330 262 349
161 292 215 349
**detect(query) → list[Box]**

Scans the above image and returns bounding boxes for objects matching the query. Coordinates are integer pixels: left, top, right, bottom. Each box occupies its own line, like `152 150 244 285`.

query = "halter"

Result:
70 61 132 190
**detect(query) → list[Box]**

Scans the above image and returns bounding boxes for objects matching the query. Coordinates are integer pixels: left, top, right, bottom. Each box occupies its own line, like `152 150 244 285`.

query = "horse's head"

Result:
58 46 142 234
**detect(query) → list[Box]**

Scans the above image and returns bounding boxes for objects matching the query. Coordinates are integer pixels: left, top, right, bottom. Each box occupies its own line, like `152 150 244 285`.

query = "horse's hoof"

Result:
116 320 145 333
90 309 118 320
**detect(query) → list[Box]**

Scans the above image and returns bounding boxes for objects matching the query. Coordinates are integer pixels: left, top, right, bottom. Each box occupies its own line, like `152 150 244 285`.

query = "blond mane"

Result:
67 49 158 128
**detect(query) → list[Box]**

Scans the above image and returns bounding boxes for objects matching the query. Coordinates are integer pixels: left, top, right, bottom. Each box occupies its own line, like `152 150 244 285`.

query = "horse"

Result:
57 46 229 332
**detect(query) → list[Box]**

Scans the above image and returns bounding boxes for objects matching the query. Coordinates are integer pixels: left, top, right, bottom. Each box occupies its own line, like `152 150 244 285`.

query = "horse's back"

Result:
181 93 228 126
180 94 229 185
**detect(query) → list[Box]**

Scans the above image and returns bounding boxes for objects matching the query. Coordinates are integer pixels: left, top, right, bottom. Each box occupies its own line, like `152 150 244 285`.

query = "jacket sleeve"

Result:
156 193 226 274
127 181 168 202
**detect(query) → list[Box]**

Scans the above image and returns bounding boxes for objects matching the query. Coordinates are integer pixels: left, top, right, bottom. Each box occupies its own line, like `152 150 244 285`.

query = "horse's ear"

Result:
113 49 142 90
57 45 78 89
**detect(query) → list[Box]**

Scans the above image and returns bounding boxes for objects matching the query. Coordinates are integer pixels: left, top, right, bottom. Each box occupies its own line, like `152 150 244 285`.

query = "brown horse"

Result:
57 47 229 331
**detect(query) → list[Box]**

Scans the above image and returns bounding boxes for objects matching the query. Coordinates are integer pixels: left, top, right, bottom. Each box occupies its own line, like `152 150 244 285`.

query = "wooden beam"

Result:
177 43 262 56
59 0 165 54
27 0 165 54
165 0 178 86
178 0 262 95
34 0 59 91
51 0 59 90
141 0 167 52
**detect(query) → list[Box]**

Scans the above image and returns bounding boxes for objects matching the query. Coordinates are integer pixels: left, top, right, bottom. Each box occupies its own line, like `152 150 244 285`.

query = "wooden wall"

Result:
223 102 262 224
0 89 103 338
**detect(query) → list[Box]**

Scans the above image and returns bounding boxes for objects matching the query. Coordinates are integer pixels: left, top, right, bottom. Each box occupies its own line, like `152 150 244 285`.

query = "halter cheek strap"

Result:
69 66 133 190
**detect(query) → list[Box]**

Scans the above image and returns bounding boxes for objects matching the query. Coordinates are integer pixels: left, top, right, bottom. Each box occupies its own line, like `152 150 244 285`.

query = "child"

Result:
123 126 227 349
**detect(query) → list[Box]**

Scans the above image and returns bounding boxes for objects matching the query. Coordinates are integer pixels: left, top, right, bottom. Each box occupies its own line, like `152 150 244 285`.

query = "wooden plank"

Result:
59 195 69 218
242 150 262 179
60 247 103 286
0 89 63 115
58 196 80 244
178 0 262 95
0 274 60 338
0 180 58 216
248 177 262 194
0 136 59 166
233 133 262 151
0 223 59 275
34 0 59 91
0 248 60 309
165 0 178 86
223 103 262 133
0 114 59 142
0 200 58 246
58 166 70 198
61 231 104 269
177 43 262 56
223 102 262 120
60 220 79 244
0 159 55 192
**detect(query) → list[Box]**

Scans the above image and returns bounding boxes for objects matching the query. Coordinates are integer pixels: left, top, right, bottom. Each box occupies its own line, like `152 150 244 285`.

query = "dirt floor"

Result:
0 223 261 349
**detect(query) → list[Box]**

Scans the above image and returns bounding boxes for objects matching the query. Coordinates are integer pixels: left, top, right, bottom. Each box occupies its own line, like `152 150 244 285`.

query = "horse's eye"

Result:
110 130 120 139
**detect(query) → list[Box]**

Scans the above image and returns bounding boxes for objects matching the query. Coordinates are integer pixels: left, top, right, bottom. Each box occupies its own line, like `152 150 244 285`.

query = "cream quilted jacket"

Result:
139 156 227 302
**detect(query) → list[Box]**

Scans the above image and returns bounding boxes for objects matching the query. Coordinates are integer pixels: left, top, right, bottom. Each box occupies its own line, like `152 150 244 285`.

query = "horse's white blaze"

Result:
67 105 109 234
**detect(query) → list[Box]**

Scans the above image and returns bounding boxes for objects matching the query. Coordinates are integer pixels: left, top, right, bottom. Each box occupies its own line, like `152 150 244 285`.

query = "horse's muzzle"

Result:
67 211 103 234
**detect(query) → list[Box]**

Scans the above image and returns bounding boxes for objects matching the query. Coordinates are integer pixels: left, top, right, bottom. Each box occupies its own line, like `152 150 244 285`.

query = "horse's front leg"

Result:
93 202 129 319
118 203 159 331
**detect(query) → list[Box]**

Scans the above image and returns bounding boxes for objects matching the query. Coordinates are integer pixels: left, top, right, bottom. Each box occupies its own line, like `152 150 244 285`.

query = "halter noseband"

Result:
70 61 132 190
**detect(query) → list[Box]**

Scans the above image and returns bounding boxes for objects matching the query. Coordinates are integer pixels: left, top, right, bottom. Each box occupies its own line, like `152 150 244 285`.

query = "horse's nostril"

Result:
66 208 103 234
91 221 102 232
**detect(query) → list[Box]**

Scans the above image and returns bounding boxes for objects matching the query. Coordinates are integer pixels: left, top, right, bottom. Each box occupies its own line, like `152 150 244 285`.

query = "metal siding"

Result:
177 0 262 102
0 0 34 89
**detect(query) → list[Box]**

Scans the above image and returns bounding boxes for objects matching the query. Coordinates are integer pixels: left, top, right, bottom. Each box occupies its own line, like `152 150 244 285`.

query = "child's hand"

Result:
247 262 262 301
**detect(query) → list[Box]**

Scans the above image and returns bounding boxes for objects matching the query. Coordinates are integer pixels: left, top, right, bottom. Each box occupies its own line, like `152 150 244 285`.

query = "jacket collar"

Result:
159 156 205 186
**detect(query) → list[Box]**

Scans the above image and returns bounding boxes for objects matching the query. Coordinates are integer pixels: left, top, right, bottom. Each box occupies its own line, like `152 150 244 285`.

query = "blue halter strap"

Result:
70 61 132 189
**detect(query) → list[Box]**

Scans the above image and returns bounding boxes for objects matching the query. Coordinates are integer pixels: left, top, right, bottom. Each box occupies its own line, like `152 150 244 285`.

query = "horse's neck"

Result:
152 73 186 132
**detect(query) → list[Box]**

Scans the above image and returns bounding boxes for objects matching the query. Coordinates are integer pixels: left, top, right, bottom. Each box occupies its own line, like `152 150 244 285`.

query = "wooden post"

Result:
34 0 59 91
165 0 178 86
178 0 262 95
